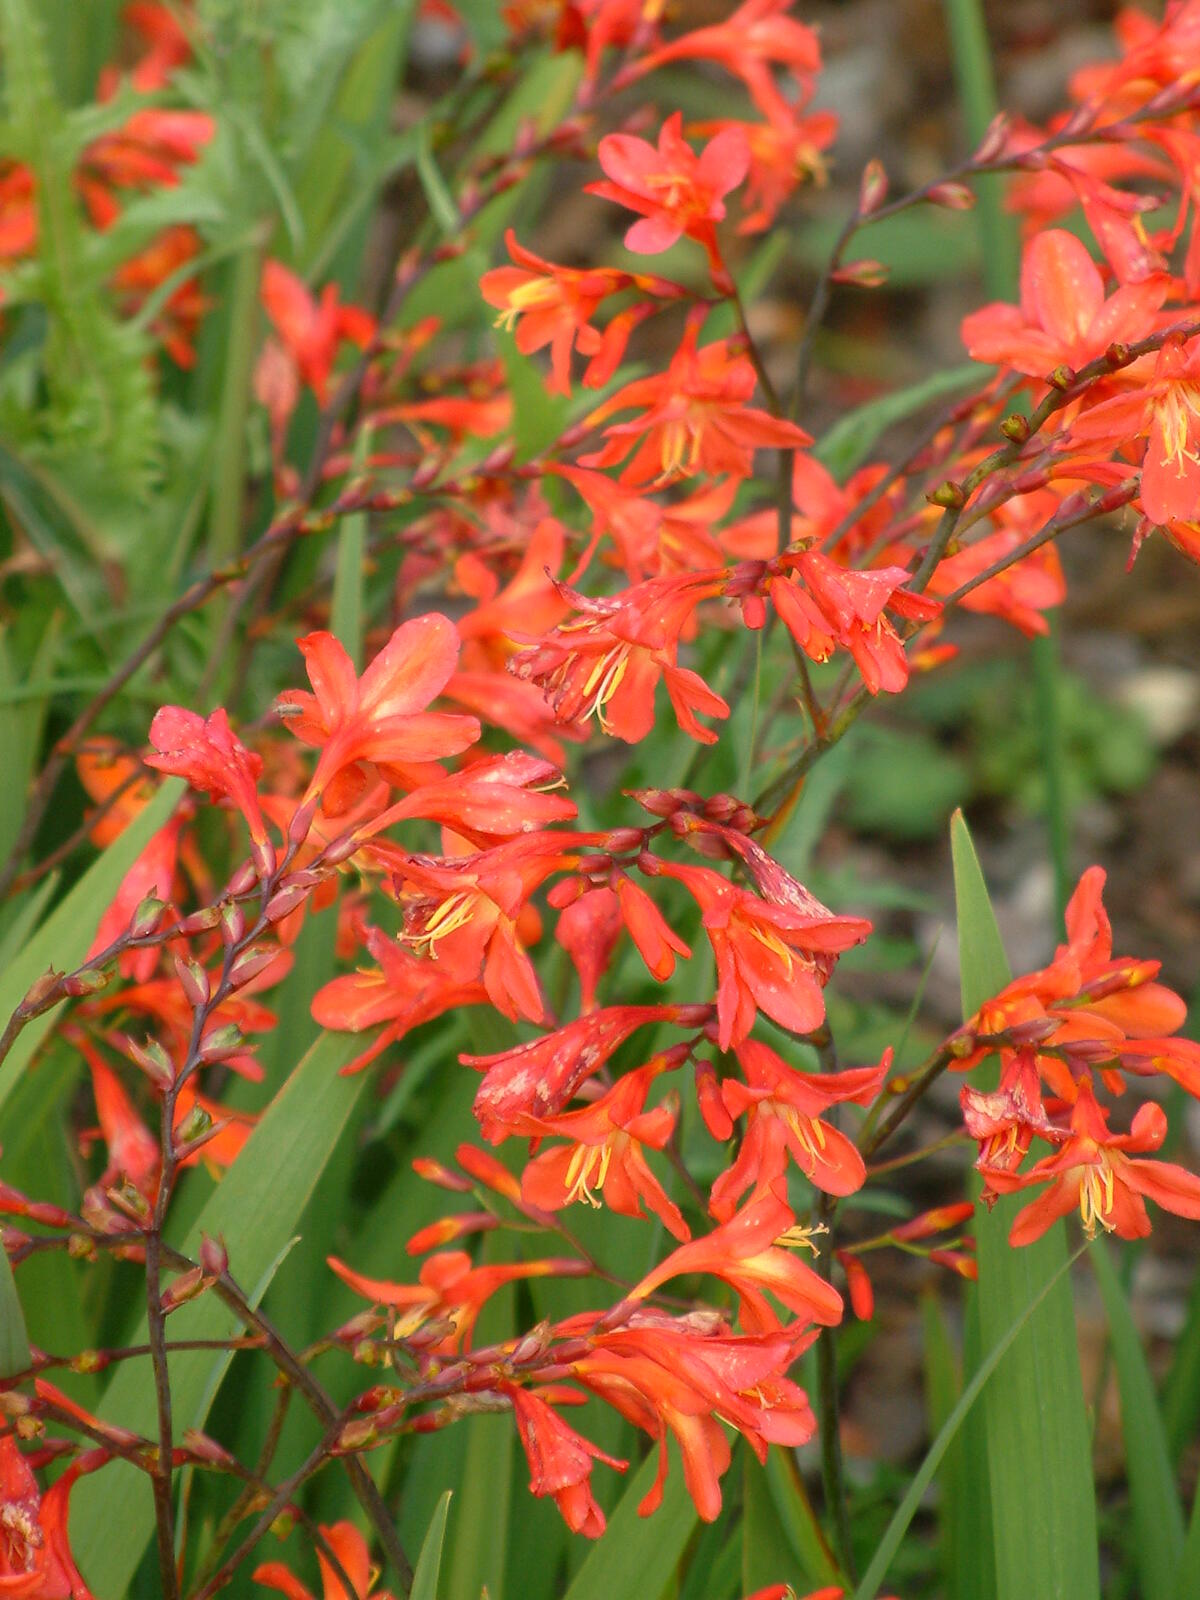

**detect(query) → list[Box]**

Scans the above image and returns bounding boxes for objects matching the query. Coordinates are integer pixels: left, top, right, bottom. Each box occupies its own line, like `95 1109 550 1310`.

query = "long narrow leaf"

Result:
0 778 185 1118
1090 1238 1183 1599
854 1246 1084 1600
952 812 1099 1600
561 1442 697 1600
411 1491 453 1600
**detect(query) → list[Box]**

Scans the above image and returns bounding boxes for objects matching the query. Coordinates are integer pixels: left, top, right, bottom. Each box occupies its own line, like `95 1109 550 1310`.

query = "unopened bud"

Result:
336 1418 378 1452
130 896 166 938
68 1233 97 1261
198 1023 242 1064
173 956 210 1008
63 968 110 998
264 883 311 924
198 1233 228 1278
412 1157 473 1193
973 111 1011 164
176 905 222 937
858 158 888 215
183 1429 236 1467
226 860 260 897
161 1267 207 1312
220 901 246 946
831 257 888 288
927 480 965 510
999 413 1029 443
926 181 975 210
1105 341 1131 370
1048 364 1076 391
892 1201 975 1242
126 1036 175 1088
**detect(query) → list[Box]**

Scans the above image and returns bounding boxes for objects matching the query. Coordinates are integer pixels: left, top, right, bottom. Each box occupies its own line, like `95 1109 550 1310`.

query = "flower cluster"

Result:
3 1 1200 1595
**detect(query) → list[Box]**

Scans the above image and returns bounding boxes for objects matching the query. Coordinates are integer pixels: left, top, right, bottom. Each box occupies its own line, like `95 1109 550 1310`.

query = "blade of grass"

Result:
0 778 185 1117
1162 1266 1200 1465
0 1244 31 1377
853 1244 1086 1600
560 1441 698 1600
1090 1238 1183 1600
952 812 1099 1600
411 1491 452 1600
1174 1479 1200 1600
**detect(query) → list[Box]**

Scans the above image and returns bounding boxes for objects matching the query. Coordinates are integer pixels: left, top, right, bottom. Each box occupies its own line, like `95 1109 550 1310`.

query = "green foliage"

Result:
953 813 1099 1600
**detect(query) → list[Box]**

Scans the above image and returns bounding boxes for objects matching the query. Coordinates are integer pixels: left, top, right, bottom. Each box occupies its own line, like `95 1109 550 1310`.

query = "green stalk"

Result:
940 0 1071 929
207 242 264 569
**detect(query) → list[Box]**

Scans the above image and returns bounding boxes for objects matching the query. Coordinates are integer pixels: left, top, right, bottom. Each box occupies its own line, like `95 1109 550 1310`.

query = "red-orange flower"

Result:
504 1384 627 1537
631 1191 844 1331
146 706 270 857
276 617 480 814
652 859 870 1049
981 1079 1200 1243
587 112 749 284
254 1520 395 1600
481 231 676 395
327 1250 587 1351
259 260 375 404
518 1062 689 1238
709 1041 886 1220
0 1435 97 1599
582 317 810 485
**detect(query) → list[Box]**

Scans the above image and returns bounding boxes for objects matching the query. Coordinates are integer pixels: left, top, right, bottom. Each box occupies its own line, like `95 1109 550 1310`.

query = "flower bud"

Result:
926 181 975 210
126 1036 175 1088
130 896 166 938
858 158 888 215
831 258 888 287
63 968 110 998
172 955 210 1009
161 1267 207 1312
198 1233 229 1278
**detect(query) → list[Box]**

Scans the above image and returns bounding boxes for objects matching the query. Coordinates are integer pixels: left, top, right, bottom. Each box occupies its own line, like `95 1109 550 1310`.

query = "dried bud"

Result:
68 1233 97 1261
174 1104 213 1150
858 158 888 215
70 1350 110 1376
228 945 276 987
336 1417 378 1452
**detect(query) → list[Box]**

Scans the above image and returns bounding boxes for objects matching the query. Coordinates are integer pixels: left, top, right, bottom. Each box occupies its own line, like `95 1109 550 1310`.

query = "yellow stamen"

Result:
402 890 476 957
776 1221 828 1255
1079 1162 1116 1239
563 1141 613 1207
